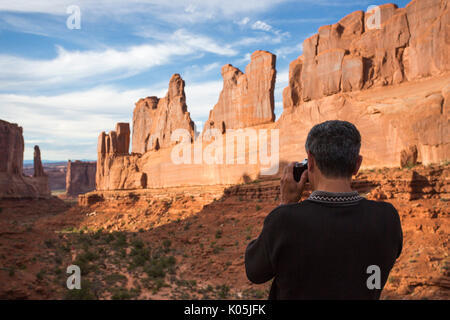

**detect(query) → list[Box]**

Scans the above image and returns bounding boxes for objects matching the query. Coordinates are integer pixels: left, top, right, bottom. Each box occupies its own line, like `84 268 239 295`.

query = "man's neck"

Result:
314 177 353 193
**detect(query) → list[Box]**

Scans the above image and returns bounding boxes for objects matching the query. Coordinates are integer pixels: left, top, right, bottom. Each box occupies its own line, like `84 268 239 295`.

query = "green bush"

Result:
111 288 132 300
162 239 171 248
64 280 96 300
217 285 230 299
104 273 127 286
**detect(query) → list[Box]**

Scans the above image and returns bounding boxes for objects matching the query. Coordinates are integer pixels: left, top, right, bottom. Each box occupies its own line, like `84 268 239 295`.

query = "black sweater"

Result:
245 191 403 300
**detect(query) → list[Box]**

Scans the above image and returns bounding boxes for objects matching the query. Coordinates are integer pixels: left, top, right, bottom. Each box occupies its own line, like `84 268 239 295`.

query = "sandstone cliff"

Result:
33 145 45 177
66 160 96 196
0 120 50 198
96 123 147 191
92 0 449 192
283 0 449 109
132 74 195 154
281 0 449 167
202 50 276 135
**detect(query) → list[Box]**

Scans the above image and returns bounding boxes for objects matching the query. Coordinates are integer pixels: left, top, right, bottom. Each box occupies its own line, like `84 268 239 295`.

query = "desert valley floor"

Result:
0 164 448 300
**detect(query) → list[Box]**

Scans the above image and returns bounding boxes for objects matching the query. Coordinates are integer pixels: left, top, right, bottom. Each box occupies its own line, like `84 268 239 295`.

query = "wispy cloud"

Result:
0 0 288 21
251 20 273 32
0 78 222 160
275 43 303 59
0 29 236 91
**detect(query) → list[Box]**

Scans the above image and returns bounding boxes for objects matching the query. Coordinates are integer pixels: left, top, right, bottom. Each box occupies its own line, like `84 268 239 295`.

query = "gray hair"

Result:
305 120 361 178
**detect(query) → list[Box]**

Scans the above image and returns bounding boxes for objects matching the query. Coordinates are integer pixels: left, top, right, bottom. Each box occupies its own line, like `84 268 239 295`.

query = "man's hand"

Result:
280 162 308 205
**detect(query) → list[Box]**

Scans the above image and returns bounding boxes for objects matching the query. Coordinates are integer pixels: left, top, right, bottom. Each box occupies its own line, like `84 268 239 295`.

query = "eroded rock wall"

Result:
0 120 50 199
202 50 276 135
96 123 147 191
132 74 195 154
66 160 96 196
283 0 449 111
93 1 449 192
281 0 449 167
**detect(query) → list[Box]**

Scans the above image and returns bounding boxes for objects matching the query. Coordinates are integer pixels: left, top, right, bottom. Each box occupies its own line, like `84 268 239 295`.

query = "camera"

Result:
293 159 308 182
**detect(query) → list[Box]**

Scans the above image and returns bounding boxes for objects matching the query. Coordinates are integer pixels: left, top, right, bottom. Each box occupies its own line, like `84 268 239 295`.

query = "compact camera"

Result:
293 159 308 182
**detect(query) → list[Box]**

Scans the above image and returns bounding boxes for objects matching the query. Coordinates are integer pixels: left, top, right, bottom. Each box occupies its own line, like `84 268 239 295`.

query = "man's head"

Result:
305 120 362 187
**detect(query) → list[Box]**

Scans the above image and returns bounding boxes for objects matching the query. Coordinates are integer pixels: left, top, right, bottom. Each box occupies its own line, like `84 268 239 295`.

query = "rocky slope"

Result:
1 164 448 299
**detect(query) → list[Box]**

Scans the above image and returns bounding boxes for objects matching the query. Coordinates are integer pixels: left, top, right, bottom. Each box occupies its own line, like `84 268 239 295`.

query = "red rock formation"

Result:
96 123 147 191
0 120 23 175
0 120 50 198
281 0 449 167
92 1 449 191
283 0 449 107
132 74 195 154
202 50 276 135
33 145 45 177
400 145 418 168
66 160 96 196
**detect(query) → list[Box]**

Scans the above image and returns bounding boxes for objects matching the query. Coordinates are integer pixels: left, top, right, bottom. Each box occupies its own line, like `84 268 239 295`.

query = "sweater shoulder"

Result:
264 201 315 225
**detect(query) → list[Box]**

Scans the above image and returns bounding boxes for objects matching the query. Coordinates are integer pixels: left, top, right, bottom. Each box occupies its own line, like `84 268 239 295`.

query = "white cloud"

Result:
233 53 252 66
275 43 303 59
172 29 236 56
184 80 222 121
0 0 288 21
238 17 250 26
0 29 236 91
274 68 289 120
251 20 273 32
0 78 222 160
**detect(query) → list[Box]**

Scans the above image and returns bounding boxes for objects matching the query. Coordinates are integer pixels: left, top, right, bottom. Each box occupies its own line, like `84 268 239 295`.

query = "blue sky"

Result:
0 0 411 160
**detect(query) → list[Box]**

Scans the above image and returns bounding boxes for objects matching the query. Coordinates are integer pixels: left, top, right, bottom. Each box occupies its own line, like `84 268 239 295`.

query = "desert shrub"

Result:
64 280 96 300
216 285 230 299
144 255 176 279
113 232 127 248
73 250 99 275
36 270 45 281
162 239 171 248
104 273 127 286
111 288 132 300
129 246 150 268
44 239 54 248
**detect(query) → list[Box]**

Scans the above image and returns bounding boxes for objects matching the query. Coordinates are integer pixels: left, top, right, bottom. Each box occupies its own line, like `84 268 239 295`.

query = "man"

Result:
245 120 403 299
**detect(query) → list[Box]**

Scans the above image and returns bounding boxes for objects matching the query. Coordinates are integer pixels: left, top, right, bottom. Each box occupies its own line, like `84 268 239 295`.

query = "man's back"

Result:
245 191 403 300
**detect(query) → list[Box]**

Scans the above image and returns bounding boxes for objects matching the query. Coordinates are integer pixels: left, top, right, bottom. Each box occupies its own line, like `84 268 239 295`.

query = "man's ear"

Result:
353 155 363 175
307 151 315 172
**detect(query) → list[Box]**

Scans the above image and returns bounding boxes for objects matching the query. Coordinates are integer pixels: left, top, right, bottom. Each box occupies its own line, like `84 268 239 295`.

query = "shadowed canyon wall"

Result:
94 0 449 192
66 160 96 196
0 120 50 198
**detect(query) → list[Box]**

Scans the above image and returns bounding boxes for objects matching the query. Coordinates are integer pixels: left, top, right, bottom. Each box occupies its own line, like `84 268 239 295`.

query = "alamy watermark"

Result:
169 128 280 175
366 5 381 30
366 265 381 289
66 5 81 30
66 264 81 289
